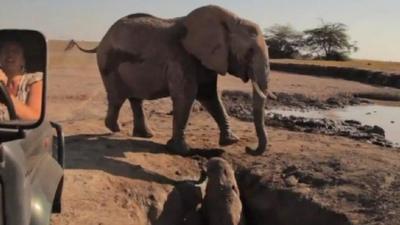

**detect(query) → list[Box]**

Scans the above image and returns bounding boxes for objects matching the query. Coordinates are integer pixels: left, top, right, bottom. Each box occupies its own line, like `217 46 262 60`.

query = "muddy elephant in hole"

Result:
68 5 270 155
203 157 245 225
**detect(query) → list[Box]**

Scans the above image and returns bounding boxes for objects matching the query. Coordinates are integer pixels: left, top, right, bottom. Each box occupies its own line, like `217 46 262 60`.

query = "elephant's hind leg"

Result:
101 69 127 132
166 95 196 155
105 98 125 132
129 98 154 138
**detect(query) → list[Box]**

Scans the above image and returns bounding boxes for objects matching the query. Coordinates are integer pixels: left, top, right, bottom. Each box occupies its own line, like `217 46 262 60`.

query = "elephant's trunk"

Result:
246 65 269 155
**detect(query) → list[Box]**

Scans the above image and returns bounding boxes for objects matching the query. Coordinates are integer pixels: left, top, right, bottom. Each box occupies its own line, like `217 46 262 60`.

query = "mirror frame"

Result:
0 29 47 129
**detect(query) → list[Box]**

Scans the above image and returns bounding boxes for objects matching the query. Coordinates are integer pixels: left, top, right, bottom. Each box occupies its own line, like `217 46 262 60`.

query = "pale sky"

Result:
1 0 399 61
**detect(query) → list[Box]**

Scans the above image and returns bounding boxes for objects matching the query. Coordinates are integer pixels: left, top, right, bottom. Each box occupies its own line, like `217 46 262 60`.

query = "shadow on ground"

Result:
64 133 223 184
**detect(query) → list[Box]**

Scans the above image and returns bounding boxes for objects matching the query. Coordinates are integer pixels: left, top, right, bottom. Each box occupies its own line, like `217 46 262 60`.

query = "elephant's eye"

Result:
246 26 258 37
245 47 255 63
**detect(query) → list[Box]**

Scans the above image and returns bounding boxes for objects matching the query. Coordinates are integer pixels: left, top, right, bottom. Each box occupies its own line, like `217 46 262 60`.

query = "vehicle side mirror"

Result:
0 29 46 129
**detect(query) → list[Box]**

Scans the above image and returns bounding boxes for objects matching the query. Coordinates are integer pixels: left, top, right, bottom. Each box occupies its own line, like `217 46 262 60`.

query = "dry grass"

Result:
271 59 400 74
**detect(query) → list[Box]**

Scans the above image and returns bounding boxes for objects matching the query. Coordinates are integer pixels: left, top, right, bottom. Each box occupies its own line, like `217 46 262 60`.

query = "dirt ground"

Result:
271 59 400 74
48 41 400 225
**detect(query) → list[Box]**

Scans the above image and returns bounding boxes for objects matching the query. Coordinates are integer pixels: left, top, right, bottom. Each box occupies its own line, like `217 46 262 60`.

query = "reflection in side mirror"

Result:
0 30 46 128
0 81 17 120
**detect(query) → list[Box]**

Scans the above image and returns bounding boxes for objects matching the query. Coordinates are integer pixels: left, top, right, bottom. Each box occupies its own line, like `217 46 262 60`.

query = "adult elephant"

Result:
68 5 270 155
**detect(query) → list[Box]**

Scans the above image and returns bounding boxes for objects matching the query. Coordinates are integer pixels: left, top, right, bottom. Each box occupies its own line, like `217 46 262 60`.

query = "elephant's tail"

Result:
64 40 97 53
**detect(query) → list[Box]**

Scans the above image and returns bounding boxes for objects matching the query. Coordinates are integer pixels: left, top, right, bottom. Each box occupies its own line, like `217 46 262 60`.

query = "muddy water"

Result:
270 105 400 146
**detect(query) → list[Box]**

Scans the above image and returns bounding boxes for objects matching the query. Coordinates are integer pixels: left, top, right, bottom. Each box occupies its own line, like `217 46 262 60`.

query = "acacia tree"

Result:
303 22 358 60
264 24 304 59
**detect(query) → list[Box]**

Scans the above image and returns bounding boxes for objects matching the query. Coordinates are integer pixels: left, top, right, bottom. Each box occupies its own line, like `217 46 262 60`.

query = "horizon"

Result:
1 0 399 62
47 39 400 64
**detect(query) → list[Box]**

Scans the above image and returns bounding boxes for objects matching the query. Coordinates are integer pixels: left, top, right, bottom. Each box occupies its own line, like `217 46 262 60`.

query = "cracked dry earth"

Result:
49 41 400 225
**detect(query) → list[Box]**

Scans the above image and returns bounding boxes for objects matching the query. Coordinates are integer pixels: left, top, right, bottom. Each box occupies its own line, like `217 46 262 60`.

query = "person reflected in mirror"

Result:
0 40 43 121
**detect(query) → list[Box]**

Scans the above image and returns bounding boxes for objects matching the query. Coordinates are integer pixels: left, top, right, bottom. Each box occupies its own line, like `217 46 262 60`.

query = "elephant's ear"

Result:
182 6 233 75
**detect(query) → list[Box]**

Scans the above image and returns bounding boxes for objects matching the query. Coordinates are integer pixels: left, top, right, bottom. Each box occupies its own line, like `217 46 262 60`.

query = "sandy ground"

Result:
48 41 400 225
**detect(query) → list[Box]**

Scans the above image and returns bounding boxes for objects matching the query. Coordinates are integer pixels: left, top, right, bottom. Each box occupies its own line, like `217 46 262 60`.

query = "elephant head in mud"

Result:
202 157 245 225
68 5 270 155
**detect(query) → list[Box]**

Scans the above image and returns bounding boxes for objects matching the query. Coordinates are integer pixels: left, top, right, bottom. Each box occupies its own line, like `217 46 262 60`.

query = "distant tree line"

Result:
264 21 358 61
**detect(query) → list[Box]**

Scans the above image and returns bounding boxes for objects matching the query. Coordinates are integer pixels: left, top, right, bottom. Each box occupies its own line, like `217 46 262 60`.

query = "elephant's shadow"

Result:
64 133 223 184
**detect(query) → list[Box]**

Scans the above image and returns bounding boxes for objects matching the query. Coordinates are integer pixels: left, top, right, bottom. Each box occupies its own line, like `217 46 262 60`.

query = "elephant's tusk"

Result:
267 90 277 100
252 81 267 99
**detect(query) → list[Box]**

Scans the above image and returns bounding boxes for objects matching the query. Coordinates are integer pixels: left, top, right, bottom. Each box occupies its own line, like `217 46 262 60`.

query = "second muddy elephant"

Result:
69 5 270 155
203 157 245 225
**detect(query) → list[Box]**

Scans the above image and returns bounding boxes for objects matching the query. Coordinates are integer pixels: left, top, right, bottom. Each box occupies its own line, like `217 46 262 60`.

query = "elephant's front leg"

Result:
129 98 154 138
166 95 196 155
197 93 239 146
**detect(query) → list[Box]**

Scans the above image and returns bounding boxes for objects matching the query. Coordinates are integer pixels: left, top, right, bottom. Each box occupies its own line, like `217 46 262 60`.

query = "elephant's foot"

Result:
166 138 190 155
133 127 154 138
105 118 120 132
219 131 239 146
245 145 268 155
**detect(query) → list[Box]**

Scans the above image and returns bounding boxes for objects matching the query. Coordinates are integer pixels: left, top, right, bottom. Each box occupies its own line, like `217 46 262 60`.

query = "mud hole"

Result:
109 158 357 225
237 169 352 225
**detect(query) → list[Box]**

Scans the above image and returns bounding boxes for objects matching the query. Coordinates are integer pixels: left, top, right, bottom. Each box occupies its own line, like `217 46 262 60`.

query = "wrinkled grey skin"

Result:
71 5 270 155
203 157 245 225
